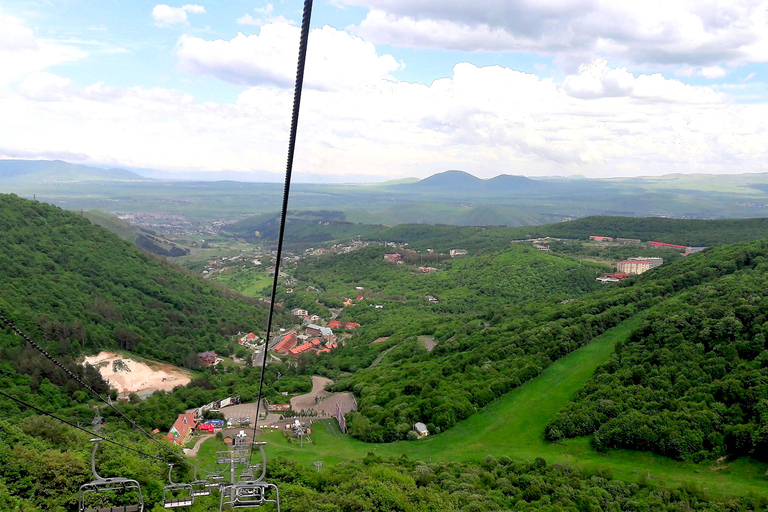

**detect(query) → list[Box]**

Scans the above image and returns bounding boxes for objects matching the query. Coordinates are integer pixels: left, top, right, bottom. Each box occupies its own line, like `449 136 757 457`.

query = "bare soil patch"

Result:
82 351 191 395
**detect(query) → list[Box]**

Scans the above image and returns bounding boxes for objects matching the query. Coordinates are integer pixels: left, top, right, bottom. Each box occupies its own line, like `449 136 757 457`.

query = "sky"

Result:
2 1 768 182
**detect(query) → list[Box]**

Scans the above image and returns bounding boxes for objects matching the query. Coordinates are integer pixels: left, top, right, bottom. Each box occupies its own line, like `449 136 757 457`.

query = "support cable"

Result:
249 0 314 465
0 313 211 474
0 388 167 464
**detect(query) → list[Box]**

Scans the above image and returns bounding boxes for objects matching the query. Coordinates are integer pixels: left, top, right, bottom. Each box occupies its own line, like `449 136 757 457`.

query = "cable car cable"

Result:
249 0 313 466
0 388 168 463
0 312 212 475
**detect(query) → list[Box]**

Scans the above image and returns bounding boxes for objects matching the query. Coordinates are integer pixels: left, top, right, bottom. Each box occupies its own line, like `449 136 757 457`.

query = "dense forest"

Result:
225 211 768 255
0 193 291 368
546 258 768 461
329 241 768 442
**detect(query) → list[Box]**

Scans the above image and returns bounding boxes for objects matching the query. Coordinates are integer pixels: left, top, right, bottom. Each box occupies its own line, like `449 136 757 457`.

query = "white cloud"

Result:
236 12 292 27
175 23 403 90
0 13 86 86
700 66 728 79
341 0 768 73
560 60 724 103
17 72 74 101
4 58 767 180
152 4 206 27
236 14 261 26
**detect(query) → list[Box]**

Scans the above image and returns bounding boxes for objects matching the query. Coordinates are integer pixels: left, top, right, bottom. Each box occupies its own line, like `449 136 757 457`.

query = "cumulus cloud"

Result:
0 13 86 86
5 58 766 180
175 23 403 90
560 60 724 103
152 4 206 27
340 0 768 74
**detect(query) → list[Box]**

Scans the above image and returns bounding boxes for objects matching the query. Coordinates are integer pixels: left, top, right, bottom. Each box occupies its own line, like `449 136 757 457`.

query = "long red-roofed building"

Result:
647 241 687 251
274 332 297 354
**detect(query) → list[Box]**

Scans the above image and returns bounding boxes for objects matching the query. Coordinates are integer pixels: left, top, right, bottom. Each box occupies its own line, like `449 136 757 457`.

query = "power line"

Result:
0 388 168 464
250 0 314 465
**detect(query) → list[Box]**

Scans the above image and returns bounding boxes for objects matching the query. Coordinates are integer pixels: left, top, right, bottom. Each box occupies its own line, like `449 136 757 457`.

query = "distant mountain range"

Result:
0 160 146 184
5 159 768 226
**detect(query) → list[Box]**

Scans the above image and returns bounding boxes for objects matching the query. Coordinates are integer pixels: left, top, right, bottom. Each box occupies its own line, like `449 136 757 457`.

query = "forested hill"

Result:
225 211 768 254
0 193 290 369
374 216 768 253
338 240 768 443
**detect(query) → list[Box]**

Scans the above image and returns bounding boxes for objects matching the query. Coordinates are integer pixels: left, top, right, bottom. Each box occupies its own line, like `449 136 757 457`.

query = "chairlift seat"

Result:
162 497 194 508
162 483 194 509
80 477 144 512
86 506 141 512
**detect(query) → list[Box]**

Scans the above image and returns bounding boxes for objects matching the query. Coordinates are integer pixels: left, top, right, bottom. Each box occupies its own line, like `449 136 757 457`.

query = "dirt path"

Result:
290 376 332 412
183 434 213 457
290 375 358 417
419 336 436 352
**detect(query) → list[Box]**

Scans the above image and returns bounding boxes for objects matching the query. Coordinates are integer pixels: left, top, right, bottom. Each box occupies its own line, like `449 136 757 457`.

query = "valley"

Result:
1 191 767 511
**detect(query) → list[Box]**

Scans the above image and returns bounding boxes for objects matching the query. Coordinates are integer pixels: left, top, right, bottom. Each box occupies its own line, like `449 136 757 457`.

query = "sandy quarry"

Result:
81 351 191 395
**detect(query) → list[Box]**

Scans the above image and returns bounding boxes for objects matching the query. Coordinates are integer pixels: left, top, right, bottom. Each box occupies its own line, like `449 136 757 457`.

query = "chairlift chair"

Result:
79 439 144 512
162 464 194 509
220 443 279 511
190 469 212 497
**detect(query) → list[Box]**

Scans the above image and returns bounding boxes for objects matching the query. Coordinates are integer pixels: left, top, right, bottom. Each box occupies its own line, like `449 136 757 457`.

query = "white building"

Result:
414 422 429 437
617 260 652 275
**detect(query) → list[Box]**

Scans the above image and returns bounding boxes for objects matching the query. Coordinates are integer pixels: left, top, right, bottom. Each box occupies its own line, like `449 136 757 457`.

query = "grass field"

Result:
190 317 768 497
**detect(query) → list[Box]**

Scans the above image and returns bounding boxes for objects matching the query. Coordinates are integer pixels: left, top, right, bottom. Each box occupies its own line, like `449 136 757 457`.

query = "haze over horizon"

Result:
3 1 768 181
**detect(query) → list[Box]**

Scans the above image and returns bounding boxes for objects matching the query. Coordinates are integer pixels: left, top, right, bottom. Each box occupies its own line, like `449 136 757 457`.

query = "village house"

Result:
239 332 258 345
166 413 197 445
198 351 218 365
291 308 308 317
384 253 402 262
328 320 360 330
413 422 429 438
450 249 468 257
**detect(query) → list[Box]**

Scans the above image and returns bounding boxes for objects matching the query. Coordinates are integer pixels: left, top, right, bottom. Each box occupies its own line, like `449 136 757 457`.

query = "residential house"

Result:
198 351 218 365
239 332 257 345
450 249 468 257
166 413 198 445
413 422 429 438
291 308 309 317
384 253 402 262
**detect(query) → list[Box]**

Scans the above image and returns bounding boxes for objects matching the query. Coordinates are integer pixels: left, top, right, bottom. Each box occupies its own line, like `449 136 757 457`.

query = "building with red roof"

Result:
274 332 297 354
166 413 197 445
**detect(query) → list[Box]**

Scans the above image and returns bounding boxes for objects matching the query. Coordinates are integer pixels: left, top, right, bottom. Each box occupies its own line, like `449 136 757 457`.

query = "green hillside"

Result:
546 253 768 461
330 241 768 443
3 198 768 509
0 194 289 368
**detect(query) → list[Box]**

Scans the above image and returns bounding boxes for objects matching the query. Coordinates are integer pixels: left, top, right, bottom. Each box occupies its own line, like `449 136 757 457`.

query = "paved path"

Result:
183 434 212 457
